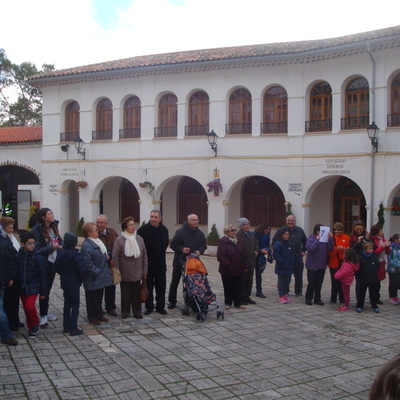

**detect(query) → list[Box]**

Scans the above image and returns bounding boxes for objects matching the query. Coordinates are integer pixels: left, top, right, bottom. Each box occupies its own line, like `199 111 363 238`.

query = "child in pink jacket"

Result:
334 248 359 311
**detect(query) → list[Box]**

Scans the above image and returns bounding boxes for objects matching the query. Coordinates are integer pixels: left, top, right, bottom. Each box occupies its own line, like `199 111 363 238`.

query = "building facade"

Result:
12 25 400 237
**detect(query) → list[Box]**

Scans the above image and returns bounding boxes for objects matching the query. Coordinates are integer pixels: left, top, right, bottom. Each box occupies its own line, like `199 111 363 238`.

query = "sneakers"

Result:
372 308 380 313
47 313 58 321
356 308 363 313
279 296 288 304
284 295 291 303
39 316 48 326
338 305 349 311
256 292 266 298
28 325 40 338
389 297 399 305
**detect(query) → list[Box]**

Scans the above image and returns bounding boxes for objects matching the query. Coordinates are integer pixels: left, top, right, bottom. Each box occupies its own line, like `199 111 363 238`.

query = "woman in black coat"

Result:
217 225 246 309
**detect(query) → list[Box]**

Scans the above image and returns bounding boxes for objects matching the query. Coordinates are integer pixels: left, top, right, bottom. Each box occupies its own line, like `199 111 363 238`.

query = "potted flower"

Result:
206 179 223 196
206 224 220 256
76 180 88 189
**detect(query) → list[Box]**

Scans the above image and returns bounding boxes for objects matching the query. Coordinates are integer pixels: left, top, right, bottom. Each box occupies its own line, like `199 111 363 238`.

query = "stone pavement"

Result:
0 253 397 400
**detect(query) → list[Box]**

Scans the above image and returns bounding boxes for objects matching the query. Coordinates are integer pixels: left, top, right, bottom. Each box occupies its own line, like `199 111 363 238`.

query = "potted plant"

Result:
206 224 220 256
76 180 88 189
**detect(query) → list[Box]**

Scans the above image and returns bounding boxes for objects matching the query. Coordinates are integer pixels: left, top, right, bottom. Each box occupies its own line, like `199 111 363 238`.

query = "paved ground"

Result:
1 253 397 400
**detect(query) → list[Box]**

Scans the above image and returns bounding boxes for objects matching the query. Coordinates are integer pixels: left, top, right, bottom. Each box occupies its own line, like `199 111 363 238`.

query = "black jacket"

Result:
31 220 62 258
14 248 48 296
357 252 380 283
54 247 87 291
0 233 17 289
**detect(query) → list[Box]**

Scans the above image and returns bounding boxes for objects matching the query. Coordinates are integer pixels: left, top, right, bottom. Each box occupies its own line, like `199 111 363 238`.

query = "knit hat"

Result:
237 217 250 228
63 232 78 248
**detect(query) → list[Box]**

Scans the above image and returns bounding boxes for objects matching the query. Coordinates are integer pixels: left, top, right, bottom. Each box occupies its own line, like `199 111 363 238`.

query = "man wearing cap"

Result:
236 217 258 305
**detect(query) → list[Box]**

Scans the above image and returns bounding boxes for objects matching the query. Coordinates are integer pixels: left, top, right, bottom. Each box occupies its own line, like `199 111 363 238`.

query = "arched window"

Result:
186 91 209 136
94 98 113 140
63 101 80 142
119 179 140 221
389 73 400 127
241 176 285 227
341 78 369 130
120 96 141 138
227 88 252 134
177 177 208 224
155 93 177 137
262 86 287 134
306 82 332 132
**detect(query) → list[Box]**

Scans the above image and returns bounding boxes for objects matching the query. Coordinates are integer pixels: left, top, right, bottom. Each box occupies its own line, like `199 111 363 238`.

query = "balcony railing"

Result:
60 132 80 142
119 128 141 139
260 122 287 134
305 119 332 132
387 113 400 127
340 116 369 130
225 123 252 135
154 126 177 138
185 124 210 136
92 130 112 140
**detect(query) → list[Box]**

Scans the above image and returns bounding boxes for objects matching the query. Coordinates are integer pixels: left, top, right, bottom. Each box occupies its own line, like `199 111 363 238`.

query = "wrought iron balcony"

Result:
119 128 140 139
92 130 112 140
305 119 332 132
185 124 210 136
154 126 177 137
387 113 400 127
260 122 287 134
60 132 79 142
340 116 369 130
225 123 252 135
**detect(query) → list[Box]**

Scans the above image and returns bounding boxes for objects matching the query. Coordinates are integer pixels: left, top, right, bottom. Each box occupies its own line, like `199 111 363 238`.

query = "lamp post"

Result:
367 122 379 228
207 130 218 157
74 138 86 160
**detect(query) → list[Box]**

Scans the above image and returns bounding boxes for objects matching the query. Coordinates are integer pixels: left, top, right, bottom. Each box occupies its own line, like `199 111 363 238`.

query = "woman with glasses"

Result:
217 225 246 309
328 222 351 304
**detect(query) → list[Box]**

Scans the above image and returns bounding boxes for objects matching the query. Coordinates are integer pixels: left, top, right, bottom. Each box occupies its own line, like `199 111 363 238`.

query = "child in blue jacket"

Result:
55 233 87 336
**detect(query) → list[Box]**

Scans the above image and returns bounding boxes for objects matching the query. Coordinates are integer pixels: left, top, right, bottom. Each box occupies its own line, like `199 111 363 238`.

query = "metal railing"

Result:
154 126 177 137
387 113 400 127
185 125 210 136
305 119 332 132
60 132 80 142
260 122 287 134
340 116 369 130
119 128 141 139
225 123 252 134
92 130 112 140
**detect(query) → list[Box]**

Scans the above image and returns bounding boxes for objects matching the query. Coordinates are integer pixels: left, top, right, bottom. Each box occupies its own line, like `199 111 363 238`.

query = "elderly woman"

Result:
80 222 113 325
217 224 246 309
112 217 148 319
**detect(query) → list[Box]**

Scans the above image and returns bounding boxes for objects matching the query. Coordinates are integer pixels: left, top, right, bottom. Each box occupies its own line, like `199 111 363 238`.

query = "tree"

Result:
0 49 54 126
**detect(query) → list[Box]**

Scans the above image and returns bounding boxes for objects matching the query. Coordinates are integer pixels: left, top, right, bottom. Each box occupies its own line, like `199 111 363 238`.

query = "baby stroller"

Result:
180 254 224 321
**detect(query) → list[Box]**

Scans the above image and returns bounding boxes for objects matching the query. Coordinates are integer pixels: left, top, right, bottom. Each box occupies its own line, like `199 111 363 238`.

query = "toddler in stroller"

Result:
181 254 224 321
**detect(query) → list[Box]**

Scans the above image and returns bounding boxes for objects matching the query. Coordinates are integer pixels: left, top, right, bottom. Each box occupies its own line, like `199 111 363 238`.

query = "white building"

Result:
4 25 400 237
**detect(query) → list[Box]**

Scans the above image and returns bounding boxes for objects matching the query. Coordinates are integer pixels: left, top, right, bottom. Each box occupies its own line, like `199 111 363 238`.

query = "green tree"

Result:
0 49 54 126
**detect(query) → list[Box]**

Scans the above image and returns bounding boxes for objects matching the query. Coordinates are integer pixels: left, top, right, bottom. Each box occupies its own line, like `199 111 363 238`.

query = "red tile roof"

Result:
30 26 400 81
0 126 42 144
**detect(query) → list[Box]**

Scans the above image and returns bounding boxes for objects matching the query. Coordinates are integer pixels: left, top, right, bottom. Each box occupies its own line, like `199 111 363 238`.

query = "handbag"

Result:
111 267 121 285
139 281 148 303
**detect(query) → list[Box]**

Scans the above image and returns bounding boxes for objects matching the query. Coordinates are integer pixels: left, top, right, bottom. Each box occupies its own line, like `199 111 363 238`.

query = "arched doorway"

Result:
241 176 285 227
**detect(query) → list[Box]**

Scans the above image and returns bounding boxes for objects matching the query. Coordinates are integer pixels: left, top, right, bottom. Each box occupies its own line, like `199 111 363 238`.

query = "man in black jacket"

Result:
0 225 18 346
137 210 169 315
167 214 207 309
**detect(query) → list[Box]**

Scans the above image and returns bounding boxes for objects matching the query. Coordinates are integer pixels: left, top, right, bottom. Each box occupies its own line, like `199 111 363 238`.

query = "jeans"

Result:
277 274 291 297
39 261 56 317
63 288 80 332
0 289 13 343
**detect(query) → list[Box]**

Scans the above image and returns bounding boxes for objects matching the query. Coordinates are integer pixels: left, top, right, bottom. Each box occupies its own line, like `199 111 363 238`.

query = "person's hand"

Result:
316 234 321 240
384 240 391 247
337 246 344 250
328 232 333 238
7 280 13 287
194 250 200 256
182 247 190 254
40 295 46 300
358 236 364 242
261 248 268 254
142 274 147 281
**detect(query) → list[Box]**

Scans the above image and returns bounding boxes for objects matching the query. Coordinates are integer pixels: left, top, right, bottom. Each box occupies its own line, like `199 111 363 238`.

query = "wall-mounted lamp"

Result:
60 144 70 153
207 130 218 157
74 138 86 160
367 122 379 153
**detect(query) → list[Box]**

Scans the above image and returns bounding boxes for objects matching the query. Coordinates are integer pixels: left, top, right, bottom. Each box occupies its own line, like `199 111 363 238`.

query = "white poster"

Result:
319 226 330 243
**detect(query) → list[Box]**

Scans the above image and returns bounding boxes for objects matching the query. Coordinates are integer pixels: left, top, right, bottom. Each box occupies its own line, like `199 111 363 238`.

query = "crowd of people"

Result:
1 208 399 348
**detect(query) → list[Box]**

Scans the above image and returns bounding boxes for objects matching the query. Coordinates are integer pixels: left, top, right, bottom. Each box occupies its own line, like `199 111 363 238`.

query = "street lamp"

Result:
207 130 218 157
367 122 379 153
74 138 86 160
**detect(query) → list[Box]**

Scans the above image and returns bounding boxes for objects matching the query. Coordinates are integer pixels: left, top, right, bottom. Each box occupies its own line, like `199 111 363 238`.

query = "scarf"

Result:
88 237 108 255
121 230 141 258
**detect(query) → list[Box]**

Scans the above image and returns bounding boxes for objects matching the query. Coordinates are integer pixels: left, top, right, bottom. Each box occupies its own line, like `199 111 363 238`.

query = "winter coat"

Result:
306 234 334 270
54 247 87 291
112 234 148 282
357 252 379 283
255 231 272 266
81 238 112 291
236 229 258 270
31 221 62 258
217 236 246 277
14 248 48 296
334 261 359 285
137 222 169 271
388 243 400 273
273 240 295 275
328 233 351 269
0 234 16 289
273 225 307 257
170 222 207 268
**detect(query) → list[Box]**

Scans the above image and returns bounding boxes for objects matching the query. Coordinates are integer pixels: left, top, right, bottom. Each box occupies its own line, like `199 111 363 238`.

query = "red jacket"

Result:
334 261 359 285
328 233 351 269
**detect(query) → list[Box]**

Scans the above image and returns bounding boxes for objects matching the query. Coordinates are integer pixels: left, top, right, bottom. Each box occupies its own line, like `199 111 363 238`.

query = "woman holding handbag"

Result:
112 217 148 319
